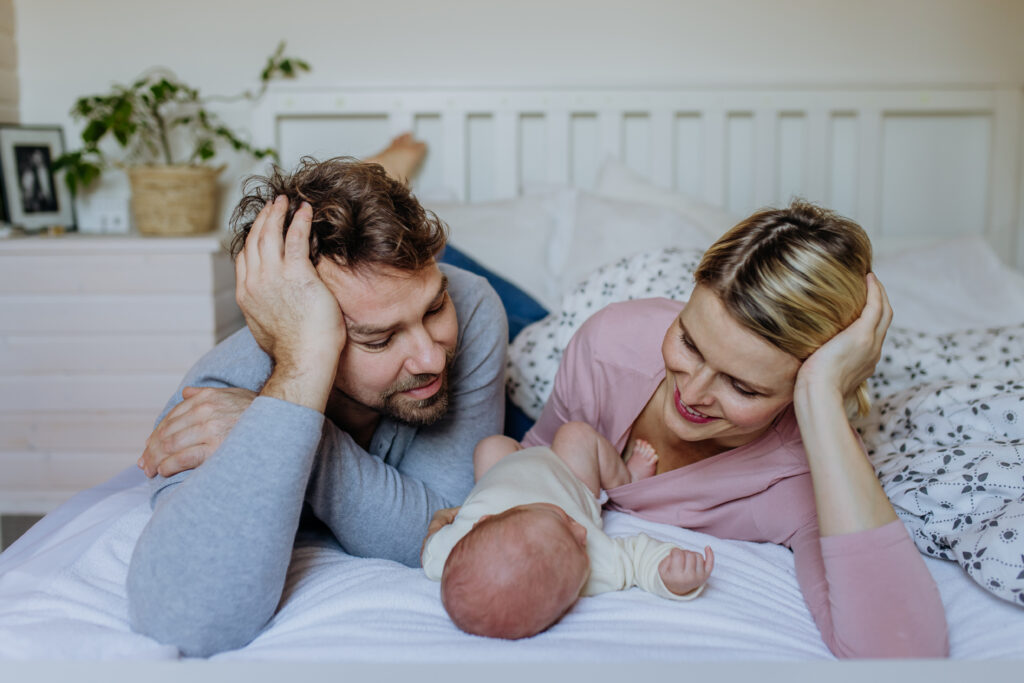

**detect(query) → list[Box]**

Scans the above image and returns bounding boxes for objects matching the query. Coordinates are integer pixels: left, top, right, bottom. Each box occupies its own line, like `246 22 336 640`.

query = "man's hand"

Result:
138 386 257 478
659 545 714 596
235 196 346 411
420 506 461 561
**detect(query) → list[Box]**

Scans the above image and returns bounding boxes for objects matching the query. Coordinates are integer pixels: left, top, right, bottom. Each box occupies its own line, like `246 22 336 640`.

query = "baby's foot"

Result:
366 132 427 185
626 439 658 482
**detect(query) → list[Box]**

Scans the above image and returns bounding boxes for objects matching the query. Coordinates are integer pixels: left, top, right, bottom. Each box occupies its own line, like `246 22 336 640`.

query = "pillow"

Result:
555 191 715 296
508 248 702 419
871 323 1024 400
873 237 1024 334
857 379 1024 606
438 244 548 342
595 158 742 241
425 190 574 310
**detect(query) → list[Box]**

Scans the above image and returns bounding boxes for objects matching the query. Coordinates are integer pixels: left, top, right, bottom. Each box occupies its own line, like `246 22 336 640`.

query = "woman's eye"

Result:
732 382 759 398
679 333 697 352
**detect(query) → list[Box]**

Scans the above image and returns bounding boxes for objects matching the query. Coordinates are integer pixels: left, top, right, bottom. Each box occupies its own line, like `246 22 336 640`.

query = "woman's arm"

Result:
793 273 896 535
790 274 948 656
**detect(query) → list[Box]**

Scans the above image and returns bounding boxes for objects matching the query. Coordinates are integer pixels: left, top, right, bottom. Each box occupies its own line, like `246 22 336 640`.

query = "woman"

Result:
520 200 949 658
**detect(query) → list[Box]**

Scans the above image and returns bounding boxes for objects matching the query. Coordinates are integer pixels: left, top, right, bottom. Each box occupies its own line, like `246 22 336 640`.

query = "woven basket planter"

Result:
128 165 223 236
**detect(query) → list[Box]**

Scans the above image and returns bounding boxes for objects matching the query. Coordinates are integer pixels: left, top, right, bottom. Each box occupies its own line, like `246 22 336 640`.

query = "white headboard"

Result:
252 85 1024 268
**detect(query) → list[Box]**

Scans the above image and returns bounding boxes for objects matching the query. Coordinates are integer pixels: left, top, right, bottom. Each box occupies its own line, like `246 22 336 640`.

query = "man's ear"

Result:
471 514 492 529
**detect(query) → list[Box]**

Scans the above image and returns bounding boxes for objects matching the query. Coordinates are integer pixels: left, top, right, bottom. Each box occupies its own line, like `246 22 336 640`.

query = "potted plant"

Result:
54 42 310 235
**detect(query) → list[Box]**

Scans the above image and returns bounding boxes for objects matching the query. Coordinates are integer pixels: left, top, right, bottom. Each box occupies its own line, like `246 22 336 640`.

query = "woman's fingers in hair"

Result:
864 273 893 351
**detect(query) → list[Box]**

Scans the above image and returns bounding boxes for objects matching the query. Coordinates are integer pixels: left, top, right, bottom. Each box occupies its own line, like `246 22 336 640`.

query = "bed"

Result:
1 86 1023 677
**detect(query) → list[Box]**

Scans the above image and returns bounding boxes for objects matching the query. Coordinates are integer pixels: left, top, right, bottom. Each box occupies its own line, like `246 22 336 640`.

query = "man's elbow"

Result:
126 560 265 657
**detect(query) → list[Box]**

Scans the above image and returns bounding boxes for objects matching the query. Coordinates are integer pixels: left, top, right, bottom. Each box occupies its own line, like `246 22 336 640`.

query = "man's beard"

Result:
378 366 452 427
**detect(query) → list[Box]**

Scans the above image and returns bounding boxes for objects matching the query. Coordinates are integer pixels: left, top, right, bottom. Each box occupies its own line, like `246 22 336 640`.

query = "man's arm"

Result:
127 199 347 657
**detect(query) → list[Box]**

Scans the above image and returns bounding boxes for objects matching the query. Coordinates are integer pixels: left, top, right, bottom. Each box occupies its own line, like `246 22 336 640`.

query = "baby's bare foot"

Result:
626 439 658 482
365 132 427 185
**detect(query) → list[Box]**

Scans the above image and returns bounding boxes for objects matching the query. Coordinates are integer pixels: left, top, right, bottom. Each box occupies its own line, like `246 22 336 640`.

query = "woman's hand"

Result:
795 273 893 398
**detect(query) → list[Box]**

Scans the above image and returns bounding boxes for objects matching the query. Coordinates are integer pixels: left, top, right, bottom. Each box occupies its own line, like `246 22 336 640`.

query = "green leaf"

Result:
195 138 216 161
81 119 108 144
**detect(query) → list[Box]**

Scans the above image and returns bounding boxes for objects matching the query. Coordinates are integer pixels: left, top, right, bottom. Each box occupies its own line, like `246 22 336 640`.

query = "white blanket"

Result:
1 480 1021 661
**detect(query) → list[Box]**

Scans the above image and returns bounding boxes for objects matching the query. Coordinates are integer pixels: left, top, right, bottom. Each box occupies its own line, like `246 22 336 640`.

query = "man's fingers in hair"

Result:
284 202 313 263
257 195 288 261
244 199 274 269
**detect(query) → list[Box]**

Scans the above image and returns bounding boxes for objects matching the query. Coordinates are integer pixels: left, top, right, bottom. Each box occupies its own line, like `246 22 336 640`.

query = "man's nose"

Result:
405 328 446 376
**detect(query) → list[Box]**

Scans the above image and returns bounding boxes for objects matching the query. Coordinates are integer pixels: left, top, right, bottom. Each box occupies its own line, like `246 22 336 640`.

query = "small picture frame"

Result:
0 125 76 232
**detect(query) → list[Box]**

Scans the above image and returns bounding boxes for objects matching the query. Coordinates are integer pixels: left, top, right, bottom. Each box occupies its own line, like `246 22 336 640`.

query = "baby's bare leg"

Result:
551 422 631 496
473 435 523 481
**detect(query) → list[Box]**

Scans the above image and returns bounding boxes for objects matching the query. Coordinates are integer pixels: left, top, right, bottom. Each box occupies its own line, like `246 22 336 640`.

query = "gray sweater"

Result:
126 264 507 657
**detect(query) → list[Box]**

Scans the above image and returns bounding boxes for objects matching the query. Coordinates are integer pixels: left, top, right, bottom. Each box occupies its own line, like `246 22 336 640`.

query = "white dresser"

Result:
0 233 243 513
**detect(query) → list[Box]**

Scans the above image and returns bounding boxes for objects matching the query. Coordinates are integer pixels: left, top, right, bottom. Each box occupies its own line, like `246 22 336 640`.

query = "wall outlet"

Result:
77 196 131 234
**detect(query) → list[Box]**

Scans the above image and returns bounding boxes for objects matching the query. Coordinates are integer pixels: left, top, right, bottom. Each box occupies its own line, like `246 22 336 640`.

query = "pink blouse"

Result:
522 298 948 658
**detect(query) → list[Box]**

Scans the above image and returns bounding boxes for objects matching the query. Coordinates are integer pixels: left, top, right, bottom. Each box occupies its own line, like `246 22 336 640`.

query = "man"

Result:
126 150 507 657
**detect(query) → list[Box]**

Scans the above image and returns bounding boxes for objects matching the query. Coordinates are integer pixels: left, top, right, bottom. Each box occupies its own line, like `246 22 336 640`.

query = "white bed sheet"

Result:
1 472 1022 661
2 235 1023 661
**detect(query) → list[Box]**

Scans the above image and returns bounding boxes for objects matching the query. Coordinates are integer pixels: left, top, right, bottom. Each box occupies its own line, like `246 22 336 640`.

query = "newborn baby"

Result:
421 422 713 639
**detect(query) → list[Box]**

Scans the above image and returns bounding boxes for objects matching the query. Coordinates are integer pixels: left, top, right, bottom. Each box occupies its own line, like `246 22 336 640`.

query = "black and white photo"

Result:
0 125 75 231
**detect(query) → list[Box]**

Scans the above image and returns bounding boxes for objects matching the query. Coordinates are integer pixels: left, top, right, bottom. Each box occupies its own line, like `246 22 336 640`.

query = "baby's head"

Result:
440 502 590 639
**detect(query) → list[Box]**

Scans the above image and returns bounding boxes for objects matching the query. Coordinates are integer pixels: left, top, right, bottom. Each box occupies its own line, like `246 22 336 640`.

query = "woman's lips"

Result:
402 375 442 399
674 388 716 424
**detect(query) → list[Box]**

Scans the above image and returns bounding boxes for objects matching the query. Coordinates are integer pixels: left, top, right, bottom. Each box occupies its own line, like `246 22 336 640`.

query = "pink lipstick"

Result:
674 388 716 424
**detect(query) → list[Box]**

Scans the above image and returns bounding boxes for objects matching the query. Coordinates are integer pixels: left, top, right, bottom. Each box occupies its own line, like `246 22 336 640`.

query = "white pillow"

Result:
873 237 1024 334
555 191 714 297
595 158 742 241
507 248 702 419
424 190 574 310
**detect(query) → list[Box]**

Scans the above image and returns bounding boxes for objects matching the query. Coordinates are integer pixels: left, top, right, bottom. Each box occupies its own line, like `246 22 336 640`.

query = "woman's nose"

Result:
679 366 714 406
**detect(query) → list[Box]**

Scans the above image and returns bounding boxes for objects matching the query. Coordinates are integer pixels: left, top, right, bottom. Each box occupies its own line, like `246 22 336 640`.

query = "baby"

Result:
421 422 714 639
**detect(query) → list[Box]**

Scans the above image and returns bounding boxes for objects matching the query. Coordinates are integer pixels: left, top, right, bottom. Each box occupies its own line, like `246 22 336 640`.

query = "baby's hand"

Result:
420 506 461 563
658 546 714 596
625 439 658 482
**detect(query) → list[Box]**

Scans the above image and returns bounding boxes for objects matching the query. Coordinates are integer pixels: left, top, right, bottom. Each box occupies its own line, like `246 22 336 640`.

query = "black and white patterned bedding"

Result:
507 247 1024 605
859 325 1024 605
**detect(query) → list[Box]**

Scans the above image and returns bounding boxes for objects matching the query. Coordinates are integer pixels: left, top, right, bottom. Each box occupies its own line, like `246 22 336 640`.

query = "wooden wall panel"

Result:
0 0 16 124
0 234 240 513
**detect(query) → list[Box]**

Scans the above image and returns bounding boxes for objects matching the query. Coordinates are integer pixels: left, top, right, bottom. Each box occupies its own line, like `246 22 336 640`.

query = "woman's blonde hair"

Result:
694 200 873 416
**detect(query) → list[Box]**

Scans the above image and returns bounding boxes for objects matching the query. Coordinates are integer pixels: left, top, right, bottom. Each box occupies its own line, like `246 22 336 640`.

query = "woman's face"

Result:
658 285 802 451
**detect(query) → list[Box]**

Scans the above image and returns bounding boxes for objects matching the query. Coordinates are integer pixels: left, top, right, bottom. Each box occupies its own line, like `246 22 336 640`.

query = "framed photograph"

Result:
0 125 76 232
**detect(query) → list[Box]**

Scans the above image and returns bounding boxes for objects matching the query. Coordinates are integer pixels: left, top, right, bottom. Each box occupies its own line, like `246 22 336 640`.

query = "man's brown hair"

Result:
229 156 447 271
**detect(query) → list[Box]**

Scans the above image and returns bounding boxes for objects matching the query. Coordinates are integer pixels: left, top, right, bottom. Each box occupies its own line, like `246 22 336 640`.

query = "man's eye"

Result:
427 295 448 316
363 338 391 350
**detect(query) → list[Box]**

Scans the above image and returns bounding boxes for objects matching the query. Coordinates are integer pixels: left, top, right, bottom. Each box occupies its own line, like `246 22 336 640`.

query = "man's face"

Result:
317 260 458 427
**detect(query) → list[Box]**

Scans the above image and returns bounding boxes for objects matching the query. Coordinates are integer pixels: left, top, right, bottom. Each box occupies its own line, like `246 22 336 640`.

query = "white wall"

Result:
13 0 1024 228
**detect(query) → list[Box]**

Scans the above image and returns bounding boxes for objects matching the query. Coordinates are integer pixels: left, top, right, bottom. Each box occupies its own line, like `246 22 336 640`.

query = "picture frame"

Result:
0 125 76 232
